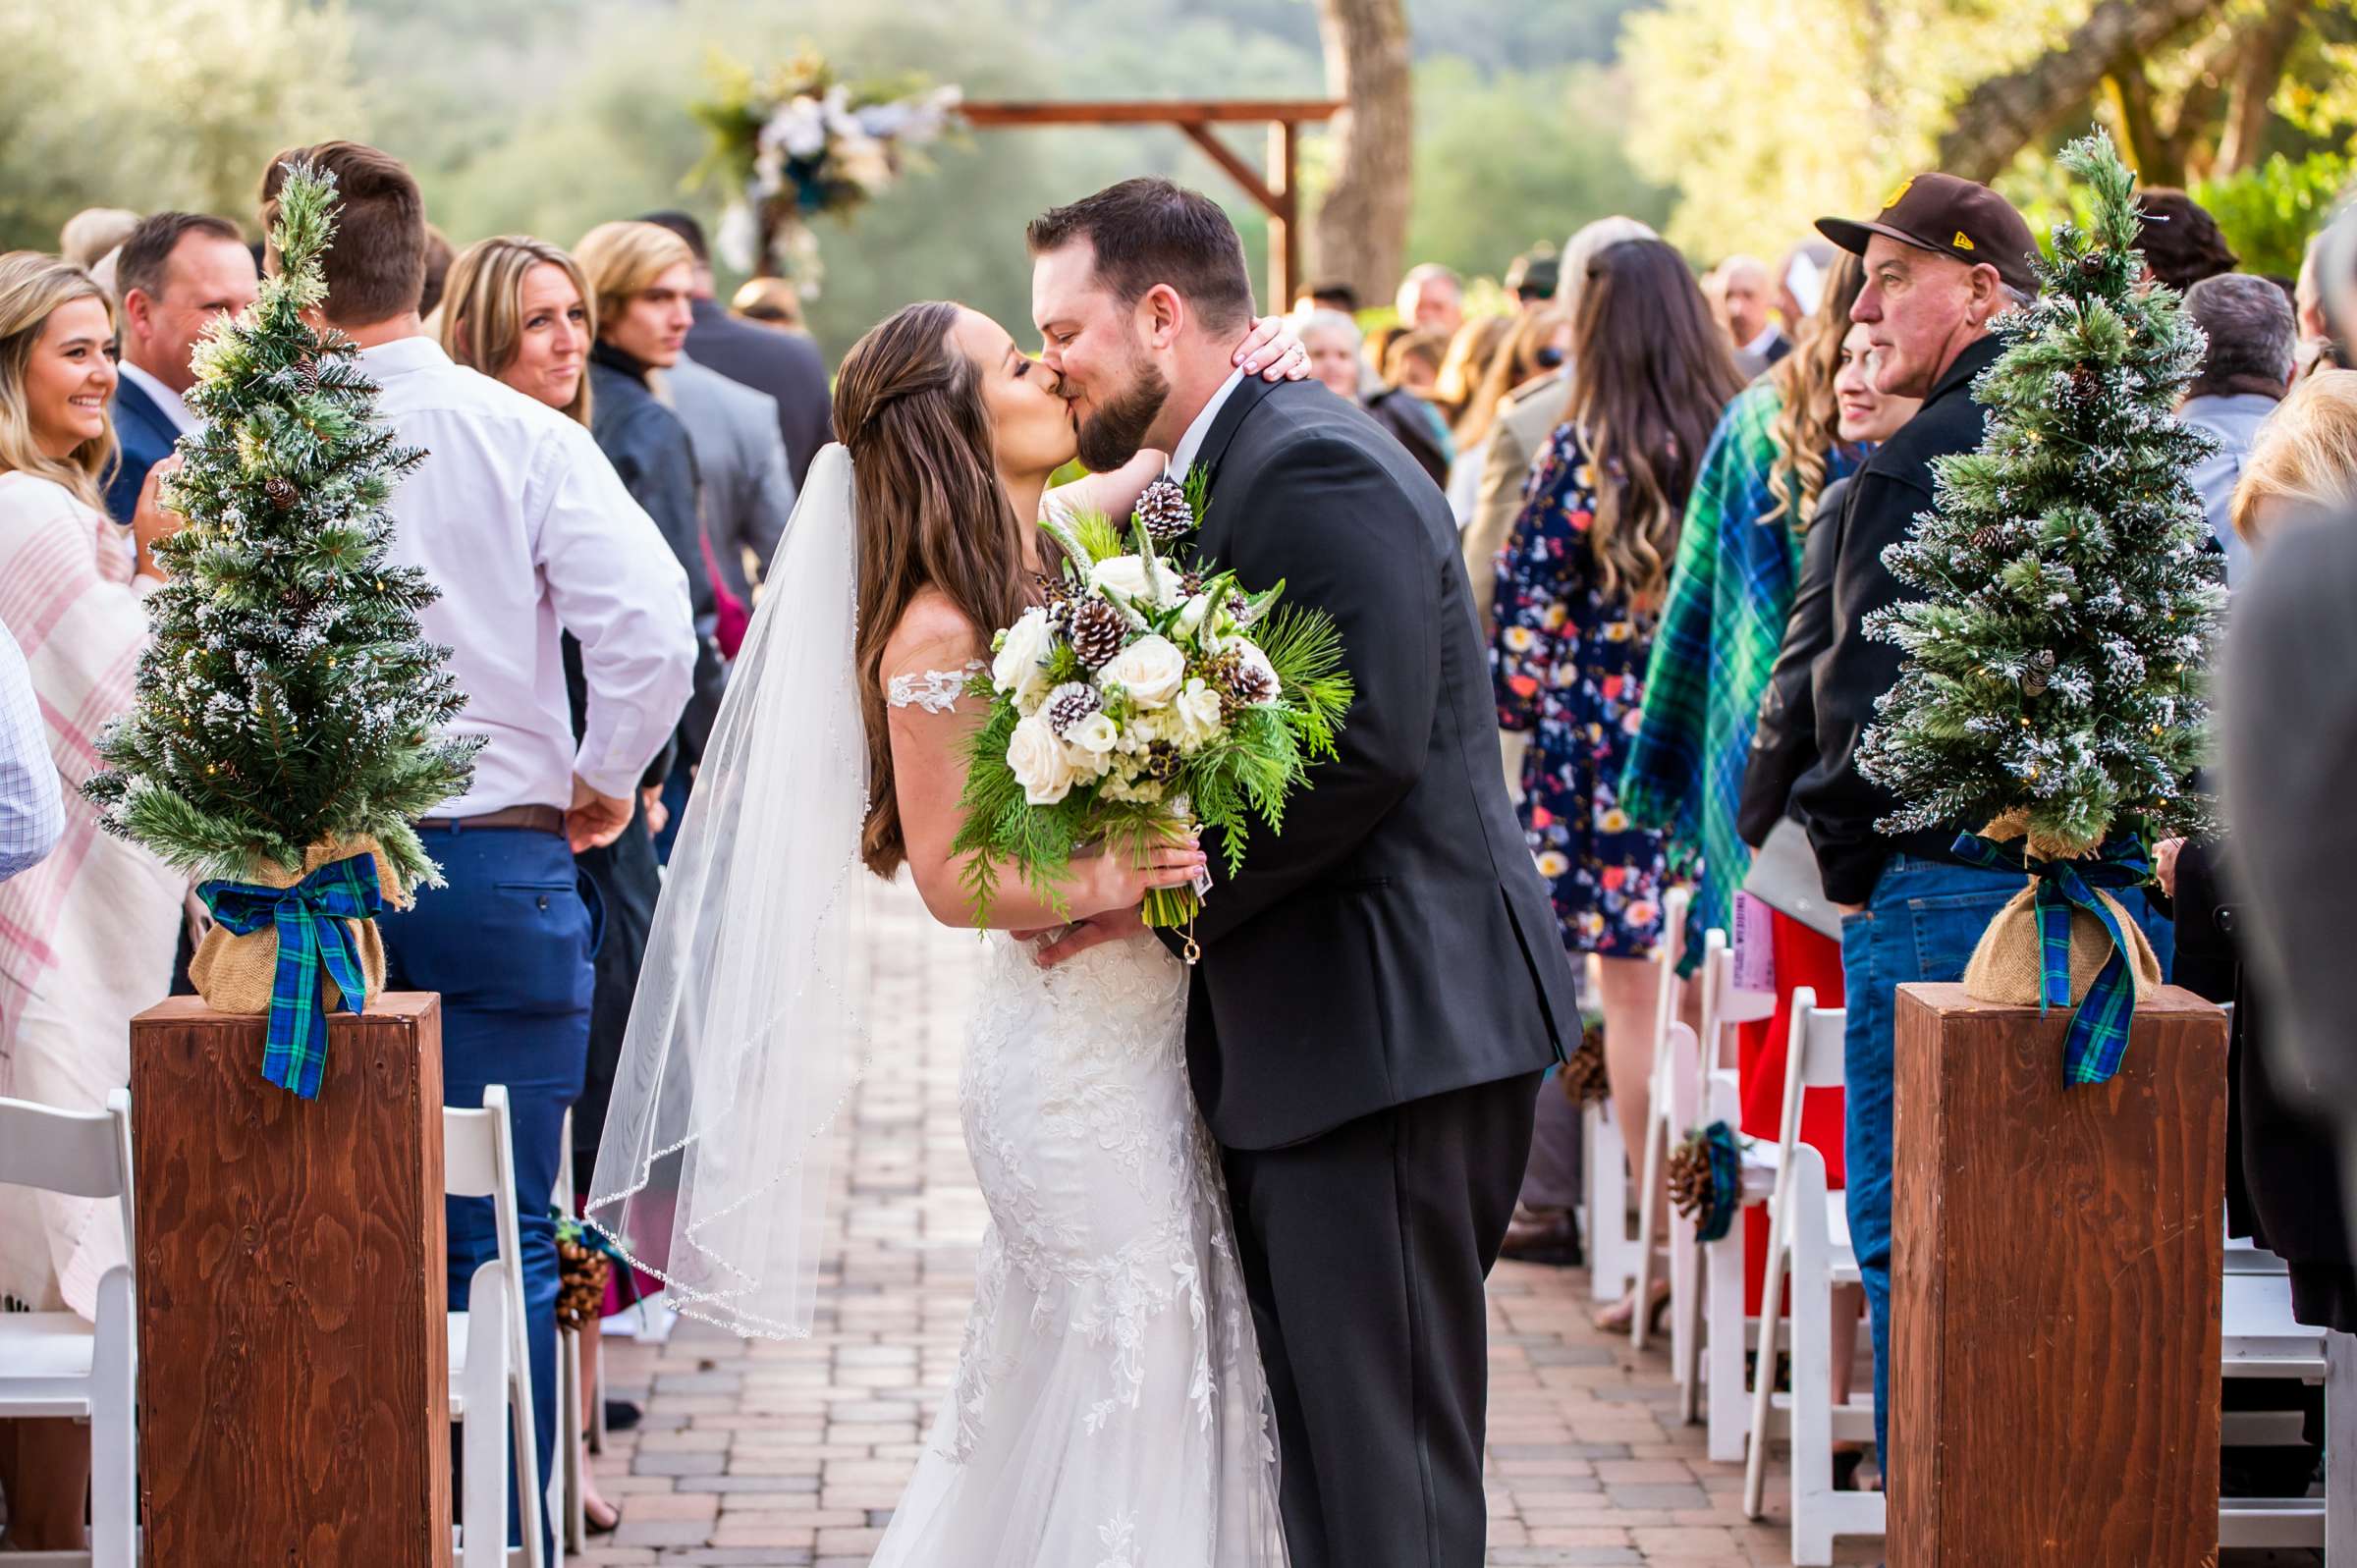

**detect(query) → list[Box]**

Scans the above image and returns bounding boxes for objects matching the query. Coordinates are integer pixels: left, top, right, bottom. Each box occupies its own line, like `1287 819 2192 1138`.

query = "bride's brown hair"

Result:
836 300 1035 878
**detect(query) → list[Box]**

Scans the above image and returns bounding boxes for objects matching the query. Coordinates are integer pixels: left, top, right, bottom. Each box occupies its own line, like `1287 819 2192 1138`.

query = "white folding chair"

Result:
555 1114 586 1554
1629 886 1691 1348
0 1092 137 1568
1661 1021 1708 1420
1671 934 1775 1414
444 1087 544 1568
1740 988 1881 1563
1699 1062 1762 1460
2217 1245 2349 1553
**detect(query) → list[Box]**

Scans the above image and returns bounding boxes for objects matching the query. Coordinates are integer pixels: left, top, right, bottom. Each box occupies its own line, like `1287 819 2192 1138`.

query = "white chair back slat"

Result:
1795 1001 1848 1092
1631 888 1694 1349
444 1105 505 1201
440 1086 544 1568
1700 934 1775 1071
0 1096 131 1201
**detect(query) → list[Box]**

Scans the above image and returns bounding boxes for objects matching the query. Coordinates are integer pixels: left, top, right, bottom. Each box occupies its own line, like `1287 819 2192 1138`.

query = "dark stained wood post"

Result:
130 994 452 1568
1888 983 2225 1567
960 100 1342 311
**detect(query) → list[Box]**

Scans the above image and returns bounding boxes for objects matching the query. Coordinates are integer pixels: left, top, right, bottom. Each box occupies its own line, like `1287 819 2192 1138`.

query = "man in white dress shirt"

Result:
104 212 260 524
261 141 694 1556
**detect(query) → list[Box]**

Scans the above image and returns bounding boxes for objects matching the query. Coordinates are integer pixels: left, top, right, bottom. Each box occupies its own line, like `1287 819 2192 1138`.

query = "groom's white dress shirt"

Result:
1168 368 1246 478
364 337 696 816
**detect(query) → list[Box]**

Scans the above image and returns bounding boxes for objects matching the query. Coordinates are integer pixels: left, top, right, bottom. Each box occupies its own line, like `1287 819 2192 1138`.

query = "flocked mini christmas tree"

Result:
1855 129 2227 1085
83 163 479 1095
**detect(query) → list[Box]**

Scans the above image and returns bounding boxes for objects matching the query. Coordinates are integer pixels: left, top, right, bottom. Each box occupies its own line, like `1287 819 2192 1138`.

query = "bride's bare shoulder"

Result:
881 588 985 674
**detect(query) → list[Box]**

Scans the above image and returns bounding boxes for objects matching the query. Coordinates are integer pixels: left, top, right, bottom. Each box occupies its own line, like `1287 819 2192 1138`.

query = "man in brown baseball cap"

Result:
1789 166 2042 1483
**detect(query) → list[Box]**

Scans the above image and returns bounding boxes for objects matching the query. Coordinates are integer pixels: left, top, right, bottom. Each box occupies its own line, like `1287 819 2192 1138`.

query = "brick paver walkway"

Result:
576 879 2310 1567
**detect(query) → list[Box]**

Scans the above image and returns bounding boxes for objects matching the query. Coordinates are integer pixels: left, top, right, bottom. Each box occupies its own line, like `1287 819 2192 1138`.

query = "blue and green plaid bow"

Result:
1949 832 2152 1087
198 852 384 1100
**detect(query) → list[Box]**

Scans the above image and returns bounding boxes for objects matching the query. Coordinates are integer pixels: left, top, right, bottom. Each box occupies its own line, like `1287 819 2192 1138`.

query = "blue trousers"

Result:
1840 854 2176 1462
380 823 593 1560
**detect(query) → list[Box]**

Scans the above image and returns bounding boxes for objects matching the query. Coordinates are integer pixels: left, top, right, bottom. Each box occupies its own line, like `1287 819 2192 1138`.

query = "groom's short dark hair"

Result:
1028 179 1255 331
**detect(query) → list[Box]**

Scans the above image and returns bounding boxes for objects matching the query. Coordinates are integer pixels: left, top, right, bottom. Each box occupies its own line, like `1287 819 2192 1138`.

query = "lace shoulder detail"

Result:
887 661 984 714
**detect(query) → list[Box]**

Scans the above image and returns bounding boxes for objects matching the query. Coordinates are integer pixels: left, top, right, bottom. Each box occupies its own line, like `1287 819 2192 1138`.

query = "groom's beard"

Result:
1073 358 1170 472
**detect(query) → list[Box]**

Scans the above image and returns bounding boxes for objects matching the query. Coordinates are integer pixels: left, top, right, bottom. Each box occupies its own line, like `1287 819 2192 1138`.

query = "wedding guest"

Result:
1505 244 1560 307
2134 188 2237 295
1797 172 2039 1469
1620 250 1864 950
1396 261 1464 337
0 252 185 1552
1463 216 1656 638
0 622 62 884
57 208 138 273
104 211 259 523
1713 254 1790 376
1367 328 1454 488
2295 233 2334 375
261 142 693 1560
2165 373 2357 1343
1447 305 1568 529
1295 278 1359 316
1298 308 1365 404
1492 237 1744 1330
2179 273 2297 584
417 222 455 319
1775 240 1837 340
637 210 830 489
1433 313 1512 429
730 274 804 332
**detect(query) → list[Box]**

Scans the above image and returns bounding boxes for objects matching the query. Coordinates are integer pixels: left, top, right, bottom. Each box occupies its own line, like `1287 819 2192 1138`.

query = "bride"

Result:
588 299 1307 1564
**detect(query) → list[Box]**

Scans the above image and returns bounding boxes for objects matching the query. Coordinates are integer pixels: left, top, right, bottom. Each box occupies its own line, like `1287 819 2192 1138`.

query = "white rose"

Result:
1101 634 1186 709
1005 714 1078 806
1068 711 1121 757
1172 677 1226 750
1089 554 1173 609
991 607 1057 706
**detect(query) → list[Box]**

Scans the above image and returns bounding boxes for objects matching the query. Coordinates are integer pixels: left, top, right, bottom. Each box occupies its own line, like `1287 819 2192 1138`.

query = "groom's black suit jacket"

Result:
1168 374 1578 1150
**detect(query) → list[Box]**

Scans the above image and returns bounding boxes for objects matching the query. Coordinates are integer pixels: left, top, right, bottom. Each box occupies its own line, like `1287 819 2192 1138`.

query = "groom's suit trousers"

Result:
1222 1068 1543 1568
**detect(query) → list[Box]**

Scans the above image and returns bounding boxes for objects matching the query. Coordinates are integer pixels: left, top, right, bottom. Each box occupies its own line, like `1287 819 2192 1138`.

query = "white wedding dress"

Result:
869 688 1286 1563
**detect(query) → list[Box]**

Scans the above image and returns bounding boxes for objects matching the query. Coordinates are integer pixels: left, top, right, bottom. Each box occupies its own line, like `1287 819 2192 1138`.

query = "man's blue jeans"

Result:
381 822 594 1559
1840 853 2174 1463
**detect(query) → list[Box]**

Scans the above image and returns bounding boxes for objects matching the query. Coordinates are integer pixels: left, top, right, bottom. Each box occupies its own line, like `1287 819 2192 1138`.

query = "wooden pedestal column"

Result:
1888 983 2226 1567
130 994 452 1568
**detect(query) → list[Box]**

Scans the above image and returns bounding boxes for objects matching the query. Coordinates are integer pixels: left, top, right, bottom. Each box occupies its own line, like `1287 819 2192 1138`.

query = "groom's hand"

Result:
1030 905 1148 968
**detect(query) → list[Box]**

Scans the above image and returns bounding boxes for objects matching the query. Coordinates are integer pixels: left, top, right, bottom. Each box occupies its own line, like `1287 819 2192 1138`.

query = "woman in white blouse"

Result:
0 251 187 1551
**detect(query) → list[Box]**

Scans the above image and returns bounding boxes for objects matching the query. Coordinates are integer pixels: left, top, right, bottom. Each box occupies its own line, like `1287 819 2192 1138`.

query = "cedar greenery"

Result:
82 163 480 889
1857 128 2226 860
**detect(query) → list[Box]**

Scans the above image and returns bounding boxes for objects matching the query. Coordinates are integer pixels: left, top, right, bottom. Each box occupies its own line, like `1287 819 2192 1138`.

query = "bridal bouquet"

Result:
953 471 1353 945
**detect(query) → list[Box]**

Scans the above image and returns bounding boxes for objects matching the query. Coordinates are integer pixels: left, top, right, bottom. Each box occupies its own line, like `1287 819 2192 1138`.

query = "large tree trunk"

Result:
2215 0 2308 176
1310 0 1412 310
1938 0 2227 184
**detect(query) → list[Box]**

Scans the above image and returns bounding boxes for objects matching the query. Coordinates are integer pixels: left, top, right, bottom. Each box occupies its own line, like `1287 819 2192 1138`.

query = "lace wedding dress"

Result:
870 674 1286 1567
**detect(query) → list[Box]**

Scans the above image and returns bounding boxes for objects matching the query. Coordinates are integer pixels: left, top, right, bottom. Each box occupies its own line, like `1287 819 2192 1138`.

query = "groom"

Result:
1031 180 1580 1566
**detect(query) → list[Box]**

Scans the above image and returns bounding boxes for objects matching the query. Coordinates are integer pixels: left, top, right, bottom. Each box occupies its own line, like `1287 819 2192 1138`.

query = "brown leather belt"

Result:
415 804 567 837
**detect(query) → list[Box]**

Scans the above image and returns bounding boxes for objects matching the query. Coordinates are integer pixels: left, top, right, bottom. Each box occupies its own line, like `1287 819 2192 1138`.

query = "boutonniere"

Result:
1131 464 1210 544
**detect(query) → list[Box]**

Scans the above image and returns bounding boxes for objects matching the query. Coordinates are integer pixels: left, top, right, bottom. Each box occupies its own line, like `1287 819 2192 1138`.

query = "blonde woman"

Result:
2230 368 2357 545
0 253 186 1551
440 234 596 425
1448 305 1571 528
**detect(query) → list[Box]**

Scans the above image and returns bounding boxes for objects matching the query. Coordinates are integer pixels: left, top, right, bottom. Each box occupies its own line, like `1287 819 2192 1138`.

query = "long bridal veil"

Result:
586 442 873 1339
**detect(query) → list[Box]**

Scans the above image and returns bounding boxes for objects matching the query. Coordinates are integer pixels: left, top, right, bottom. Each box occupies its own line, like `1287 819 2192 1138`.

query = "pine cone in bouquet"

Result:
1559 1017 1610 1106
1069 597 1128 669
1202 646 1277 719
1134 476 1196 543
556 1233 613 1330
1045 681 1102 737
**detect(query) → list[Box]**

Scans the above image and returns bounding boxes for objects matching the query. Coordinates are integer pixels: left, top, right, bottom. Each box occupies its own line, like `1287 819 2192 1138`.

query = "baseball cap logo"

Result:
1952 231 1976 250
1882 179 1915 212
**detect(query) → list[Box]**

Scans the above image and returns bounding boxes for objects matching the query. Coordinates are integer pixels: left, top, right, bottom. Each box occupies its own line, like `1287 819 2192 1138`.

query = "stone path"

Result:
575 878 2314 1567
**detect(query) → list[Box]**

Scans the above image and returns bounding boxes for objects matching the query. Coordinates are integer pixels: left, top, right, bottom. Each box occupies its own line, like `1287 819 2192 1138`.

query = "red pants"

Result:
1739 910 1846 1315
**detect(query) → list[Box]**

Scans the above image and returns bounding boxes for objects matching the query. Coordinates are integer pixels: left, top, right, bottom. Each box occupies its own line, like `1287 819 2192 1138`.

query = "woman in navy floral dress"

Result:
1491 237 1745 1325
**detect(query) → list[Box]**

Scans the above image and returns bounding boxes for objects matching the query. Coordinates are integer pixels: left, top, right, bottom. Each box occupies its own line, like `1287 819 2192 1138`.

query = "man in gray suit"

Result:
667 355 795 606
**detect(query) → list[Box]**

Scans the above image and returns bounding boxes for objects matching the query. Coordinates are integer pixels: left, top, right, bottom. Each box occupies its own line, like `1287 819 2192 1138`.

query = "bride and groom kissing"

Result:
587 177 1581 1567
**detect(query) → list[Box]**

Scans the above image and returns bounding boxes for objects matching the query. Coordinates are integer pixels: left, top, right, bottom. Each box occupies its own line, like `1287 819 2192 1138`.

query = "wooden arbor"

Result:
961 99 1343 311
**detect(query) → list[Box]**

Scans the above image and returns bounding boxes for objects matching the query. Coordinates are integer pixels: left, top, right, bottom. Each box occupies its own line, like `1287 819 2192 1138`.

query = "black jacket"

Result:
1790 335 2005 904
1737 475 1852 850
684 298 833 492
587 347 727 765
1171 376 1577 1149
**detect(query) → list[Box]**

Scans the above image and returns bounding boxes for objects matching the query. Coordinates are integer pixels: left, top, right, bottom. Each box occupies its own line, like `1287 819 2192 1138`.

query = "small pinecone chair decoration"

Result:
1559 1015 1611 1106
556 1219 614 1330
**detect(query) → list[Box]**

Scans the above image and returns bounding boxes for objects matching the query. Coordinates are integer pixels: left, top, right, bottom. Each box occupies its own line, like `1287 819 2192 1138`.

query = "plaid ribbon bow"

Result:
198 852 384 1100
1949 832 2152 1087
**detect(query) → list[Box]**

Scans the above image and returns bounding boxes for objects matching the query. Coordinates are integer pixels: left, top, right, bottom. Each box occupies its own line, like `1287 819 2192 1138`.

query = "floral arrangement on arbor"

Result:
1856 128 2226 1085
690 46 960 295
953 473 1353 953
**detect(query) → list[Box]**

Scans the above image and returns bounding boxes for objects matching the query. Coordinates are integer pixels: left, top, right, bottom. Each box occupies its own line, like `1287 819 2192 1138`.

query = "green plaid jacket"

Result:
1618 381 1859 940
